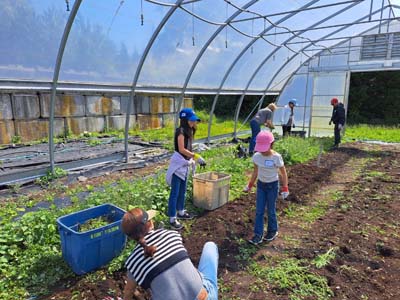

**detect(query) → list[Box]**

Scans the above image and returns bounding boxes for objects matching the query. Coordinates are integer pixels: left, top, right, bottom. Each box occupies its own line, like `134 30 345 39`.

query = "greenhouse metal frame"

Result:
1 0 400 176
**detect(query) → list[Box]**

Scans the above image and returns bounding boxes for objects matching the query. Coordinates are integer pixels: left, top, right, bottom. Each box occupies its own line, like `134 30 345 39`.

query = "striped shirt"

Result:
125 229 189 289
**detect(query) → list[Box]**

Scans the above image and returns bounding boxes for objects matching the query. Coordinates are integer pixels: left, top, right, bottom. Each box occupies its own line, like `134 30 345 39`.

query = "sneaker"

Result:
177 211 195 220
169 220 184 230
264 231 278 242
248 234 263 245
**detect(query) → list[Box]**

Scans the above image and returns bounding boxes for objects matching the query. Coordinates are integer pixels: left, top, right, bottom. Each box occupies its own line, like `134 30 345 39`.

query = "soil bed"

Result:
40 142 400 300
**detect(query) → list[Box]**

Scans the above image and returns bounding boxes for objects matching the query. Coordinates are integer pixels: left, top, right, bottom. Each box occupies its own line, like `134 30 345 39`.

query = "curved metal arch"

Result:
232 0 363 137
124 0 185 162
174 0 259 129
205 0 321 142
145 0 200 7
225 0 342 54
49 0 83 173
263 5 391 97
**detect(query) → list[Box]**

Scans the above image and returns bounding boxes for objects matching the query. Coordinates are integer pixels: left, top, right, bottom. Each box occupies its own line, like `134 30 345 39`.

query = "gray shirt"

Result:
127 259 203 300
252 151 284 183
252 108 273 125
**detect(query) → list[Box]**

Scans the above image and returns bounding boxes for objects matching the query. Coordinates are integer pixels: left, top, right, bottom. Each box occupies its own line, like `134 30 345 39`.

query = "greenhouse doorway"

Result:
348 71 400 125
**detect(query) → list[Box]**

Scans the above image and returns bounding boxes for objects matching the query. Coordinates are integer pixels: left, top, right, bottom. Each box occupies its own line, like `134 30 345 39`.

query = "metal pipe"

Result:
379 0 385 33
124 0 185 163
261 16 398 37
206 0 320 142
231 0 363 23
264 6 389 96
233 1 362 136
176 0 259 132
49 0 83 173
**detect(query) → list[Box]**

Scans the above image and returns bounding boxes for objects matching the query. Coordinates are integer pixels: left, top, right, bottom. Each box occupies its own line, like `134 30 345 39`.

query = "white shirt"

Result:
281 104 295 126
252 151 284 183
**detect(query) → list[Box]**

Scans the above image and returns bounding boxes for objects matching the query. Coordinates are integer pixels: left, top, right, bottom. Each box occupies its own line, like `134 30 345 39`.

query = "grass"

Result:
129 110 251 145
249 258 333 300
274 136 333 166
344 124 400 143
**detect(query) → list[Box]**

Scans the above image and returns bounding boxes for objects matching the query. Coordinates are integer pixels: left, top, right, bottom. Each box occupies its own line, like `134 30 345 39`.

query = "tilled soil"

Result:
40 142 400 300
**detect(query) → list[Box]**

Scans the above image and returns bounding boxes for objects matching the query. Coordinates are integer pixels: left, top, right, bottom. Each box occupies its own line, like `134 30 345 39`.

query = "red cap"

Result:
330 98 339 105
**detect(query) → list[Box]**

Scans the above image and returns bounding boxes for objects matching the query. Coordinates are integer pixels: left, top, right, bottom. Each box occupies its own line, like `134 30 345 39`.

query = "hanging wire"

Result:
141 0 144 25
225 2 228 48
251 19 254 54
287 46 290 61
65 0 70 12
224 0 334 54
273 27 277 61
105 1 125 38
300 41 304 64
192 2 195 46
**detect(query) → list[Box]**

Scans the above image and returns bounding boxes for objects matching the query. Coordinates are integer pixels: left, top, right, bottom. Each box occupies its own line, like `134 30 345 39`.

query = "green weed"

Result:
35 167 68 187
249 258 333 300
313 247 337 268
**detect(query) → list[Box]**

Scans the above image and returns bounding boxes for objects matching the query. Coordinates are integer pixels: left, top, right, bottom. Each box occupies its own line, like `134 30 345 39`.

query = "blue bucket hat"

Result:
179 108 201 121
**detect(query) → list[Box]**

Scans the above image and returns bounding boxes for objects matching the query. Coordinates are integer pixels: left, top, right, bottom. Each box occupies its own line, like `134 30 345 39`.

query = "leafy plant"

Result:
78 216 110 232
11 135 22 144
313 247 337 268
35 167 68 186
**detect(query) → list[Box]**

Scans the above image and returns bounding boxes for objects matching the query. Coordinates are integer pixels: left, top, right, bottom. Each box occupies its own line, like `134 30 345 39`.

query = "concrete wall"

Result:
0 92 193 144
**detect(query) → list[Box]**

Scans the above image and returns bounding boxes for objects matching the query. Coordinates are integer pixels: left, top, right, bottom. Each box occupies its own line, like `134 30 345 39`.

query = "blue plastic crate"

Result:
57 203 126 275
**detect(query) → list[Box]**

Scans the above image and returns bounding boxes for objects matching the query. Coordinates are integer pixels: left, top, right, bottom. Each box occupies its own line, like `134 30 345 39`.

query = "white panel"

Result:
313 72 346 95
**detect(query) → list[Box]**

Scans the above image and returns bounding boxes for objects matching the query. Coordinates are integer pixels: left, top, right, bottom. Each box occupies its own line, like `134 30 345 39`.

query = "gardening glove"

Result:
194 153 207 167
243 182 254 192
281 186 289 199
338 124 343 130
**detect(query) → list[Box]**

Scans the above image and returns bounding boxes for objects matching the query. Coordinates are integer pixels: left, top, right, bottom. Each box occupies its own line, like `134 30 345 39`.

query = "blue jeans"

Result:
198 242 219 300
249 119 261 154
254 180 278 236
168 174 187 217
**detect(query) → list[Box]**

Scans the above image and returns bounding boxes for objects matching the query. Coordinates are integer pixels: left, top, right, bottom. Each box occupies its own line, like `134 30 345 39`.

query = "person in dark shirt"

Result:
329 98 346 148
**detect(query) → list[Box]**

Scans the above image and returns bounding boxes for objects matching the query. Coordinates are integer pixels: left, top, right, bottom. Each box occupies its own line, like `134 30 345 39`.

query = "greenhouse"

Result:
0 1 399 300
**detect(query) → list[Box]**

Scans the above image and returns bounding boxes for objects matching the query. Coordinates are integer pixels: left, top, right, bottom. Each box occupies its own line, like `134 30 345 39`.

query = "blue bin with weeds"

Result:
57 203 126 275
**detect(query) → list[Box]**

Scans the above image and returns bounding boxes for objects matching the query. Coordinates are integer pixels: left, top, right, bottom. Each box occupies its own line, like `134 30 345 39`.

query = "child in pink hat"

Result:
244 131 289 245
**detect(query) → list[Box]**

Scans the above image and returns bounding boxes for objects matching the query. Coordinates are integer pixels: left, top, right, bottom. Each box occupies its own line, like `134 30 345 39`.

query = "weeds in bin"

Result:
78 216 111 232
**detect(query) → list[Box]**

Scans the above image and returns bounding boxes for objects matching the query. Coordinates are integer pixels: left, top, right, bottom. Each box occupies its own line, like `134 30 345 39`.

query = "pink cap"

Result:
254 131 274 152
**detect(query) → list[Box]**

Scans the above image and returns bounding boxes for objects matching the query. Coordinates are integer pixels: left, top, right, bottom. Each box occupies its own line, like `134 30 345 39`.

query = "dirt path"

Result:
40 142 400 300
185 142 400 300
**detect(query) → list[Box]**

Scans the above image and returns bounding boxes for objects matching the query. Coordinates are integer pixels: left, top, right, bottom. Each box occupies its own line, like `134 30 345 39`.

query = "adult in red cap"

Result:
243 131 289 245
329 98 346 148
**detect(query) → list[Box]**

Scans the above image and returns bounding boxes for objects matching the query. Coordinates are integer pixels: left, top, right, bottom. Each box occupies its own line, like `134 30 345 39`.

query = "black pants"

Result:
334 124 341 145
282 125 291 137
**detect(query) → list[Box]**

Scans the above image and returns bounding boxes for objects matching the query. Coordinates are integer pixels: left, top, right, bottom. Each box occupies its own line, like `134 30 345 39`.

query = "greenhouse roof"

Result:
1 0 400 95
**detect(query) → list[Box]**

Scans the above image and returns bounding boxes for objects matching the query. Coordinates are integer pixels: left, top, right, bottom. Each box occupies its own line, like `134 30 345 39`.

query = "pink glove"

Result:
281 186 289 199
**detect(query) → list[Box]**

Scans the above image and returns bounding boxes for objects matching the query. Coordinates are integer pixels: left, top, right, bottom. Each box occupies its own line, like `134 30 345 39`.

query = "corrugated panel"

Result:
391 33 400 58
361 34 389 60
